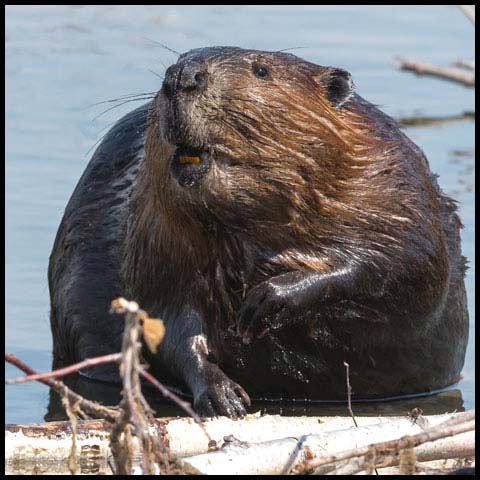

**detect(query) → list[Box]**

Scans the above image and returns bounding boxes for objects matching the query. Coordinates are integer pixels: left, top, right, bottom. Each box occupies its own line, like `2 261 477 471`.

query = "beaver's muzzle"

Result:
162 59 212 188
162 59 208 98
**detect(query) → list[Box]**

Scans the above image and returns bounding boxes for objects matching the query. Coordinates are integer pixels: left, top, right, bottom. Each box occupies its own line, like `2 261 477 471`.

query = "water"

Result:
5 5 475 424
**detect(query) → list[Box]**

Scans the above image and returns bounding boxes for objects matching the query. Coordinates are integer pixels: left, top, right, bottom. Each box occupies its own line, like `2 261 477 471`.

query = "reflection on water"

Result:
396 111 474 128
43 373 465 422
254 389 465 418
6 5 474 424
449 147 475 195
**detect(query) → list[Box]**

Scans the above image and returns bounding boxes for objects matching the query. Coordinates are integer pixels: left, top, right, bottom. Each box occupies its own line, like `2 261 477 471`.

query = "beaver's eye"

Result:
253 64 269 79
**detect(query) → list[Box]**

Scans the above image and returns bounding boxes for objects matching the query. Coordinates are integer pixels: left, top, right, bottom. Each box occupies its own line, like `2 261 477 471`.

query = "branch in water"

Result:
5 353 119 422
452 58 475 71
396 111 475 127
457 5 475 25
395 56 475 87
5 353 122 385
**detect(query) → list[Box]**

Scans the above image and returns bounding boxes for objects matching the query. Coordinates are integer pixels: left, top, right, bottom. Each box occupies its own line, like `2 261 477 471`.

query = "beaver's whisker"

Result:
276 46 309 53
149 69 164 81
86 120 151 157
140 37 181 56
85 113 151 157
85 136 105 157
85 93 157 110
92 98 155 122
159 60 171 71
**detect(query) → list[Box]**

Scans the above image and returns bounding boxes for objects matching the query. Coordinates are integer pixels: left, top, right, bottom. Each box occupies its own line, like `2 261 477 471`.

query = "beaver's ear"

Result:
314 67 355 109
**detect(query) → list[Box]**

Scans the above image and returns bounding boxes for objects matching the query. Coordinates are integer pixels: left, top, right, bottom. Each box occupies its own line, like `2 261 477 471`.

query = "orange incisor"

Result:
179 155 201 164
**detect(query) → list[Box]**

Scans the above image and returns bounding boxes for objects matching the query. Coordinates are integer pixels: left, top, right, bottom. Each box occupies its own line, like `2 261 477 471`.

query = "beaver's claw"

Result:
193 363 251 418
237 280 292 344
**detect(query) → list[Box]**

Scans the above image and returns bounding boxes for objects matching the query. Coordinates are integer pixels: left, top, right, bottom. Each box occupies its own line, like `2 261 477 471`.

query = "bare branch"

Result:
140 369 213 444
395 56 475 87
452 58 475 70
61 396 79 474
343 361 358 428
5 353 122 385
396 111 475 127
5 353 119 422
296 410 475 473
457 5 475 25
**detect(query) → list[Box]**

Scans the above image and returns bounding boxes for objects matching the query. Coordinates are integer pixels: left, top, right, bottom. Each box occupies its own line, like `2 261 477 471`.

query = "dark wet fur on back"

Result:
49 104 148 380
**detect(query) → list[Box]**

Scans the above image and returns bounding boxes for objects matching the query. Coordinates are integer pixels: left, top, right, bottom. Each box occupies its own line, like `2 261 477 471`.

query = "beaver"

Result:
48 46 469 417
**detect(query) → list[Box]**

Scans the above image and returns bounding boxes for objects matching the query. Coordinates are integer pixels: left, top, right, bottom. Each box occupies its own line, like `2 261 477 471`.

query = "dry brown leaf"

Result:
142 317 165 353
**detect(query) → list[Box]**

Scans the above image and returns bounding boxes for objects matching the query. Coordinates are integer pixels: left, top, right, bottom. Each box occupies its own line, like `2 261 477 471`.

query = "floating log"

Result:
5 410 474 475
182 411 474 475
5 412 408 461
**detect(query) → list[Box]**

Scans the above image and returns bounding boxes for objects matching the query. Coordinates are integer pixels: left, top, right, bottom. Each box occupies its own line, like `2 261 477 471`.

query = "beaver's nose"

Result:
163 61 208 97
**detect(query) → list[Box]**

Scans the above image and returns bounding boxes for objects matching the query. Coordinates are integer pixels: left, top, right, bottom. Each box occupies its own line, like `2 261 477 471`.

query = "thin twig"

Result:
5 353 119 422
110 298 211 444
343 361 358 428
110 302 149 474
140 369 213 444
62 396 79 475
343 361 378 474
452 58 475 71
109 298 196 475
5 353 122 384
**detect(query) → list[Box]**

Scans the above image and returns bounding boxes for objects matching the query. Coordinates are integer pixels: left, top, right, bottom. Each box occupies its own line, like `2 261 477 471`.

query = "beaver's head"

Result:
146 46 377 231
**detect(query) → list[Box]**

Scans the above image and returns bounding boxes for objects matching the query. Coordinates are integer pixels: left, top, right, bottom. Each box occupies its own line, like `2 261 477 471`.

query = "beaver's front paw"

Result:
193 364 251 418
237 280 297 344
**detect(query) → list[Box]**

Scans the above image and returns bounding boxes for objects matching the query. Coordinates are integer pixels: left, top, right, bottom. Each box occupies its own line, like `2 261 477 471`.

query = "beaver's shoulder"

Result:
50 102 149 266
49 102 150 365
